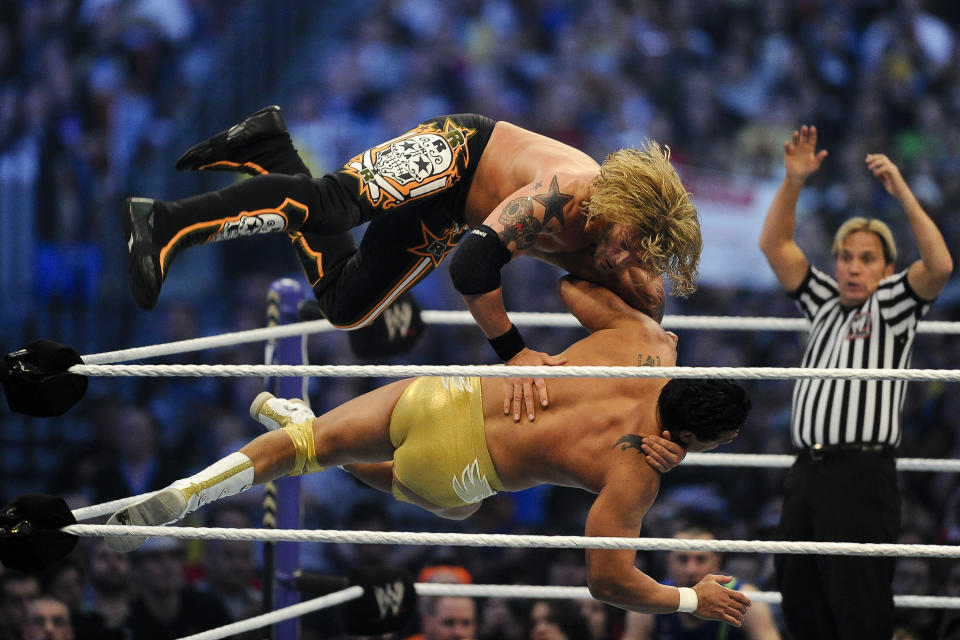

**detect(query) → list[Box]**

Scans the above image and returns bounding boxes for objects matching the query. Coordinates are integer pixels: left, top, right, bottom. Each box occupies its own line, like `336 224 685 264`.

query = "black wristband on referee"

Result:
489 324 526 361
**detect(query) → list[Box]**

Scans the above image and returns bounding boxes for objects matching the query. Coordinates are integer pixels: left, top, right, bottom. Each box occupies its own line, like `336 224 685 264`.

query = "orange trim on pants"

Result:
197 160 269 176
158 197 309 275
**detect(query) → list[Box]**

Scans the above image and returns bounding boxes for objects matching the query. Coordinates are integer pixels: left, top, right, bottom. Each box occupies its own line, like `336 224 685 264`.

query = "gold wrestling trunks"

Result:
389 376 505 509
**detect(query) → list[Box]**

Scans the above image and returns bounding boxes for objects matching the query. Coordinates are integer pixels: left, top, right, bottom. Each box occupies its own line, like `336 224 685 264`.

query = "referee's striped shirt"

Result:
789 266 932 449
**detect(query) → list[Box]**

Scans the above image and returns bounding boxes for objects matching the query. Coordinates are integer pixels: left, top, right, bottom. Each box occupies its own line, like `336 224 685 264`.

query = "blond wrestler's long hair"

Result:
584 142 701 296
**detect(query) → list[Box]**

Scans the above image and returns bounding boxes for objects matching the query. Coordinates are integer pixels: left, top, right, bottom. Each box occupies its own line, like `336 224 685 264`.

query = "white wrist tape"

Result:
677 587 698 613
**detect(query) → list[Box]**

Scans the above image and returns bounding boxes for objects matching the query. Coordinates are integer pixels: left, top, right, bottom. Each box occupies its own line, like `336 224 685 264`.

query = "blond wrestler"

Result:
125 110 702 422
107 277 750 625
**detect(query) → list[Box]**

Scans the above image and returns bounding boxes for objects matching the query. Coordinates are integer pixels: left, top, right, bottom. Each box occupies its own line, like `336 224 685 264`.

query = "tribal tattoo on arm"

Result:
614 434 645 454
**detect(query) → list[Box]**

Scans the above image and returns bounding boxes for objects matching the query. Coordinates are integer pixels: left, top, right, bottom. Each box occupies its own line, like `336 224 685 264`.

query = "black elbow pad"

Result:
449 225 512 295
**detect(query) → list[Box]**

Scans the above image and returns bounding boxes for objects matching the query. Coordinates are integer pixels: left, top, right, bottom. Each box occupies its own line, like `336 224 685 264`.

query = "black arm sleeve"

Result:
449 225 513 295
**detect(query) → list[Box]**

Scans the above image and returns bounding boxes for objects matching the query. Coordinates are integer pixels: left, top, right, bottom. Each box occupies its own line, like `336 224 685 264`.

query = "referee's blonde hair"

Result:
584 142 701 296
832 217 897 264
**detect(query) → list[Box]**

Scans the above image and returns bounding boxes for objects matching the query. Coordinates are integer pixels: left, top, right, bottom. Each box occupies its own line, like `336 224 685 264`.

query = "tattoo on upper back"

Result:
647 278 666 323
533 175 573 228
615 434 644 454
651 301 666 323
498 198 541 249
633 277 666 323
637 354 662 367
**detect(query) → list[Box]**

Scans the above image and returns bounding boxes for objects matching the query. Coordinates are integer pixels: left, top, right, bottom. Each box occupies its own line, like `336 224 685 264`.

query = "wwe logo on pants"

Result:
373 581 406 618
384 302 413 340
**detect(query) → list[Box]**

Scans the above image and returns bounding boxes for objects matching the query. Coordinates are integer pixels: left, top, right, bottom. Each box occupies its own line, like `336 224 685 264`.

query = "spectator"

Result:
527 599 589 640
402 565 474 640
127 536 231 639
577 599 619 640
323 501 399 576
541 548 621 639
0 572 41 640
77 539 133 639
198 506 260 622
621 523 780 639
478 597 524 640
417 566 472 586
758 125 952 639
405 595 477 640
545 549 586 588
21 595 74 640
36 560 83 623
89 405 183 504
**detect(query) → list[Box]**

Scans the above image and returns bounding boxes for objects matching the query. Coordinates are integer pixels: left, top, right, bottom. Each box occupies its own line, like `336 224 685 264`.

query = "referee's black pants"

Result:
775 451 900 640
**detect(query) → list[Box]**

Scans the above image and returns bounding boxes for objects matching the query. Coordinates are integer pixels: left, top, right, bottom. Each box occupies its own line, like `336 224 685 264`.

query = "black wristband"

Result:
489 324 526 361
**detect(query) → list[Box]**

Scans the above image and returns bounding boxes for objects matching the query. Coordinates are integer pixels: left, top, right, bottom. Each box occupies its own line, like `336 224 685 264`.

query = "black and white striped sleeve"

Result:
789 265 838 321
876 270 932 337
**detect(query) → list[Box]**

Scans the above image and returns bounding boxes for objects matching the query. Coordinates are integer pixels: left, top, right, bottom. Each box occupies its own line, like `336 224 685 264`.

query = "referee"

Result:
758 125 953 640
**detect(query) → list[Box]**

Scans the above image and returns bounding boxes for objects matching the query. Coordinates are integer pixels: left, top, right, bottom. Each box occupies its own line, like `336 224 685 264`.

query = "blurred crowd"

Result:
4 0 960 638
0 0 231 241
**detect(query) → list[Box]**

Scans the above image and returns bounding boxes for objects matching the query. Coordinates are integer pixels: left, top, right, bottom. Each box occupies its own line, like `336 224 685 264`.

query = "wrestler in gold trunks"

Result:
389 376 504 510
108 276 752 626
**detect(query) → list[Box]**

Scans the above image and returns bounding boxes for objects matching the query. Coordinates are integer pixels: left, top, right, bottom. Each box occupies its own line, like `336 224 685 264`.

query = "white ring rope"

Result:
683 452 960 472
174 585 362 640
414 583 960 610
61 525 960 558
80 312 960 364
69 362 960 382
71 492 158 522
177 582 960 640
67 452 960 522
82 320 335 364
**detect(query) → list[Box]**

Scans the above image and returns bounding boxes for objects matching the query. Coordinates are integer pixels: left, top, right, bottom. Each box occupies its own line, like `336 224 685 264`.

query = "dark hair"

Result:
37 556 84 594
527 600 590 640
657 379 750 443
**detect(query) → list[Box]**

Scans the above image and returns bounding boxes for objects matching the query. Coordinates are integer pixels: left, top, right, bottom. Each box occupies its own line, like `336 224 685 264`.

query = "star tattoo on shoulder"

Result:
533 175 573 228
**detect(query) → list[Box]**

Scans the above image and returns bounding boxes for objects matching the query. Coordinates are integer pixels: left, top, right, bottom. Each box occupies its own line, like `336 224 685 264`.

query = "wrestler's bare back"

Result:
479 316 677 494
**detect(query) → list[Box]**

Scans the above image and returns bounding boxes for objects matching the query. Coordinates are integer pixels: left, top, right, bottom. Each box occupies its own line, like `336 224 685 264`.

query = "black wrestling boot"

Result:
122 197 166 310
122 174 318 310
175 105 296 175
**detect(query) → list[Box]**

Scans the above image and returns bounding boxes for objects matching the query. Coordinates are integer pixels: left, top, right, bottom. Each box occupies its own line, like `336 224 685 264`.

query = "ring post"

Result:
265 278 308 640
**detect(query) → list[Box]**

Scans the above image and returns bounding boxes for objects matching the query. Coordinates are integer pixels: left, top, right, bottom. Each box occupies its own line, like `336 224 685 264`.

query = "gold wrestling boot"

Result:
250 391 315 431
